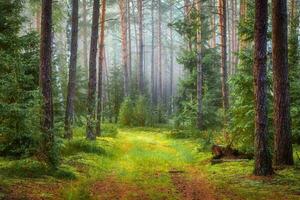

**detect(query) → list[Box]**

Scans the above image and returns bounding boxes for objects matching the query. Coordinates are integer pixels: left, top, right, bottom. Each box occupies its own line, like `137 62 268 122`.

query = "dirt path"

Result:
88 128 218 200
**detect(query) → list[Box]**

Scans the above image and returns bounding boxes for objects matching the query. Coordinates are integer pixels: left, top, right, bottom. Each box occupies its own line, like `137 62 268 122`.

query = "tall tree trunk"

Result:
239 0 247 50
39 0 54 163
36 7 41 33
82 0 88 75
137 0 144 93
127 0 132 81
86 0 100 140
219 0 229 121
170 1 174 113
119 0 129 96
96 0 106 136
196 0 203 130
64 0 79 139
232 0 238 72
253 0 273 176
158 0 163 103
272 0 294 166
151 0 156 106
210 0 216 48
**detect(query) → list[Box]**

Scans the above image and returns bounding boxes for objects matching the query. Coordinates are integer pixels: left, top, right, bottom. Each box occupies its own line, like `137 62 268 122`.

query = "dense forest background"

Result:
0 0 300 199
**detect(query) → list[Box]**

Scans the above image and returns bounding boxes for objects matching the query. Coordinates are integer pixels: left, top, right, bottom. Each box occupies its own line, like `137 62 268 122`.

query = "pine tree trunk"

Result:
119 0 129 96
210 0 216 48
219 0 229 120
82 0 88 75
196 0 203 130
151 0 156 106
158 0 162 103
137 0 144 94
96 0 106 136
127 0 132 81
170 1 174 113
272 0 294 166
39 0 54 163
86 0 100 140
239 0 247 50
36 7 41 33
64 0 79 139
253 0 273 176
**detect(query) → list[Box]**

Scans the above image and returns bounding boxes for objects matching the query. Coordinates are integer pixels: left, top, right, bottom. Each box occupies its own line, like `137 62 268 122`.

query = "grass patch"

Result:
0 158 76 180
62 139 106 156
101 124 119 138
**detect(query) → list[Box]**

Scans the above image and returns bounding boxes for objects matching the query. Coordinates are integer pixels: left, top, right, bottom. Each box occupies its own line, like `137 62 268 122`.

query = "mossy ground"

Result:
0 126 299 199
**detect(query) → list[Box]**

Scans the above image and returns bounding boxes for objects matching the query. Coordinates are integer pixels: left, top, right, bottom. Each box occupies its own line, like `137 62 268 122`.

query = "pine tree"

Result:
96 0 107 136
86 0 100 140
272 0 294 166
253 0 273 176
64 0 79 139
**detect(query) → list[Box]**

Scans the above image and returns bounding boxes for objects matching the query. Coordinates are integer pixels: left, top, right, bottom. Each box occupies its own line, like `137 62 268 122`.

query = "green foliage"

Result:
119 95 151 127
0 1 41 157
62 139 106 156
0 158 76 179
174 47 222 130
119 97 134 126
101 124 118 138
228 1 276 152
133 96 149 126
103 65 124 123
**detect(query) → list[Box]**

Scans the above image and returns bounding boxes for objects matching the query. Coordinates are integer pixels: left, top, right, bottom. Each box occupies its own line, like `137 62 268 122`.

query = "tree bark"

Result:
86 0 100 140
127 0 132 81
39 0 54 162
151 0 156 106
196 0 203 130
170 1 174 113
253 0 273 176
96 0 106 136
137 0 144 94
82 0 88 75
119 0 129 96
219 0 229 121
64 0 79 139
272 0 294 166
158 0 163 103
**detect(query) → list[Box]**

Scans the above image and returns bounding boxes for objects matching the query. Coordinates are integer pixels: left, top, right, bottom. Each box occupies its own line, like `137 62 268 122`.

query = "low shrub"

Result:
101 124 118 138
62 139 106 156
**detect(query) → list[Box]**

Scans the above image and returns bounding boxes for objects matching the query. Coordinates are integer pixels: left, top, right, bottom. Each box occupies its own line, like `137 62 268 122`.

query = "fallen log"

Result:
211 144 253 160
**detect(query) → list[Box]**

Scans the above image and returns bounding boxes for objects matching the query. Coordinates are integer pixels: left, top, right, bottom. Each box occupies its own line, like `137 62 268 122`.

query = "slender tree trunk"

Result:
151 0 156 105
184 0 191 16
131 0 139 73
170 1 174 113
272 0 294 166
96 0 106 136
158 0 163 103
82 0 88 75
86 0 100 140
39 0 54 163
137 0 144 93
64 0 79 139
119 0 129 96
219 0 229 121
210 0 216 48
227 0 232 75
36 7 41 33
196 0 203 130
239 0 247 50
253 0 273 176
127 0 132 81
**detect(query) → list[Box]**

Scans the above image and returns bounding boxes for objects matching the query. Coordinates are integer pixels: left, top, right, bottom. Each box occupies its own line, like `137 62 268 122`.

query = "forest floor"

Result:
0 126 300 200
